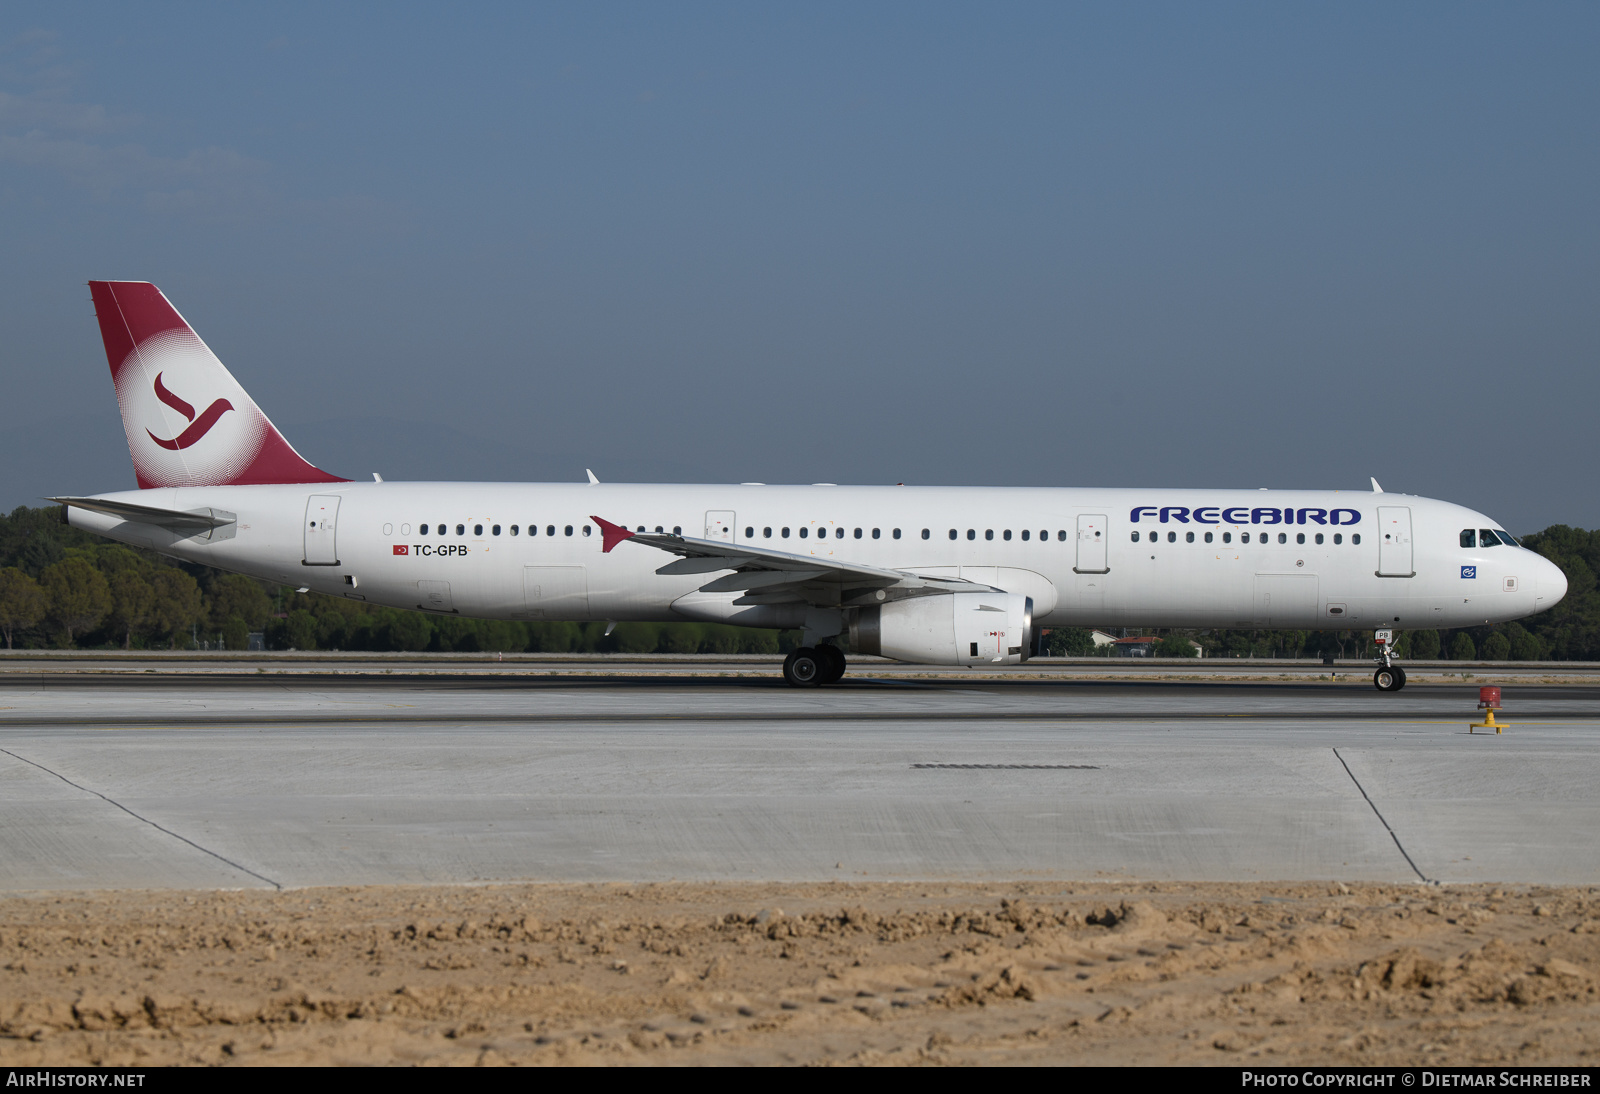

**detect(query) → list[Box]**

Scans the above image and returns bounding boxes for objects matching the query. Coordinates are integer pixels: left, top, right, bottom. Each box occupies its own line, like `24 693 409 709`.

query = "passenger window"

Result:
1003 529 1011 541
1057 530 1066 541
655 526 664 533
1131 531 1141 543
836 528 844 539
872 528 881 539
763 527 772 538
854 528 863 539
457 524 466 536
673 526 681 535
1351 533 1360 545
584 525 593 537
474 524 484 536
529 525 537 536
1167 531 1176 543
401 523 411 535
492 525 501 536
1204 531 1212 543
564 525 573 536
1186 531 1194 543
1021 529 1030 541
1296 532 1304 544
745 526 754 538
967 529 976 541
1241 532 1250 544
1278 532 1287 544
510 525 519 536
892 529 901 539
1223 532 1232 543
1333 533 1342 544
1479 529 1500 547
781 527 790 538
800 527 809 538
547 525 555 536
1460 529 1476 548
985 529 994 541
949 529 957 540
921 529 929 539
1315 533 1324 544
420 524 430 535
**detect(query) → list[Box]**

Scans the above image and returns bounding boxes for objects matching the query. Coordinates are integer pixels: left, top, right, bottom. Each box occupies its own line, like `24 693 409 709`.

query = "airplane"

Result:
54 281 1568 690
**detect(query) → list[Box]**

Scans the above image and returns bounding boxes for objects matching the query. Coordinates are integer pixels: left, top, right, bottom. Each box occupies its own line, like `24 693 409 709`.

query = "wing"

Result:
591 515 990 608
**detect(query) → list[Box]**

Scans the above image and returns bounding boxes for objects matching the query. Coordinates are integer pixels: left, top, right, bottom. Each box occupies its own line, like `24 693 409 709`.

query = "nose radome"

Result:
1538 555 1568 610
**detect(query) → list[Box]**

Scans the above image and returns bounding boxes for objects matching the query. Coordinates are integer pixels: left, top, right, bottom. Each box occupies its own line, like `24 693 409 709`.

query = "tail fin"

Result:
88 281 346 489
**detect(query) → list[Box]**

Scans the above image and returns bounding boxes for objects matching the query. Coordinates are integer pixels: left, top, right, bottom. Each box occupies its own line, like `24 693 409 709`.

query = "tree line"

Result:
1 505 1596 659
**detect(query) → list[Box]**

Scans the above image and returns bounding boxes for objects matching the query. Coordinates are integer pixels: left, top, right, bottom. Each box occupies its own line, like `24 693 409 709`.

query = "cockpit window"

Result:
1460 529 1475 548
1496 529 1522 547
1479 528 1501 547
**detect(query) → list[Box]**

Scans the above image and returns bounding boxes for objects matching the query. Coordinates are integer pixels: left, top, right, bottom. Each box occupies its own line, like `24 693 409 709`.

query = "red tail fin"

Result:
89 281 346 489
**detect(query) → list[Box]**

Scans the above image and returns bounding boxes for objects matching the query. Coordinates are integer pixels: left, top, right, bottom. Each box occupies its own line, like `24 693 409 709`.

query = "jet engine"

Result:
849 592 1034 666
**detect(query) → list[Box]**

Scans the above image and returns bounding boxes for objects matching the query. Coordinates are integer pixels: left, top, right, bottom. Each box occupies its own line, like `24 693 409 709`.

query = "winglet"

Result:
591 515 635 553
1370 477 1384 493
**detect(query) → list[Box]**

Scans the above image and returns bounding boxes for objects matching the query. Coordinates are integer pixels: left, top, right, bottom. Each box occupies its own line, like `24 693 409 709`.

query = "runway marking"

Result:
1332 747 1431 885
911 763 1100 770
0 746 282 890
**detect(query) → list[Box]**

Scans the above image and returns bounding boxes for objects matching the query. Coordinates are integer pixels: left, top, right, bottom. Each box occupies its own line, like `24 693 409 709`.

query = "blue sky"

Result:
1 3 1597 532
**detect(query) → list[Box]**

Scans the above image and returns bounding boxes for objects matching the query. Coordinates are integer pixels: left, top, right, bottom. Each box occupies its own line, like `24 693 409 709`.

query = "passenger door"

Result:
1074 514 1109 574
1376 506 1414 577
303 495 341 565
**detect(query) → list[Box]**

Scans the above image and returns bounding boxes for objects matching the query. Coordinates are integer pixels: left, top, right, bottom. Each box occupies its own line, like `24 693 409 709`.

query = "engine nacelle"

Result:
850 593 1034 666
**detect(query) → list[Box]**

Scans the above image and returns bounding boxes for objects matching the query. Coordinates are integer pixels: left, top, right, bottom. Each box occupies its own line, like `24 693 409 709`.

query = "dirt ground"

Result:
2 881 1599 1066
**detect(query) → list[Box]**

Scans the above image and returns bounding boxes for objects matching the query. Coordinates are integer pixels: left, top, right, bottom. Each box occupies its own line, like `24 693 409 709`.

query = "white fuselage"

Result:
68 482 1566 637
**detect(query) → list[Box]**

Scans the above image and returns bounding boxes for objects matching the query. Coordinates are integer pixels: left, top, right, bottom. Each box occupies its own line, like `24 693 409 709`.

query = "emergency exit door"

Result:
705 511 736 543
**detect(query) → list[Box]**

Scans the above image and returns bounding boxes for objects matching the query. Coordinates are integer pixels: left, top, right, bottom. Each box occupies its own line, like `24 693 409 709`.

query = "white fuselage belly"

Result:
67 483 1557 634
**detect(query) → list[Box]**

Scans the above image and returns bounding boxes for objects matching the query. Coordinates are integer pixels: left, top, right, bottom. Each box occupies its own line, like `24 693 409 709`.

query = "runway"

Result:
3 665 1598 891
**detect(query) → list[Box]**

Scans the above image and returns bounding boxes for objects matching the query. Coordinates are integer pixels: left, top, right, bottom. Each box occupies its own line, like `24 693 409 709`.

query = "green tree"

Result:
1043 627 1095 656
222 616 251 651
0 567 47 648
1156 633 1199 657
106 569 156 649
148 569 203 648
1450 631 1477 661
285 609 318 650
207 574 272 634
385 609 433 651
40 558 111 646
1409 629 1441 660
1480 632 1510 660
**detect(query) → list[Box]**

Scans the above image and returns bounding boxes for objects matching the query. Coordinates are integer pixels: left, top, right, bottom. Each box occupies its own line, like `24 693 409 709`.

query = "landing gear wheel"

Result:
783 647 823 687
1374 666 1406 692
815 645 847 685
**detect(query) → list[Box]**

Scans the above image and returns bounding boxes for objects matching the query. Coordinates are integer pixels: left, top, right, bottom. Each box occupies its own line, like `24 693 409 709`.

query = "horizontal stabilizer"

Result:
49 496 236 532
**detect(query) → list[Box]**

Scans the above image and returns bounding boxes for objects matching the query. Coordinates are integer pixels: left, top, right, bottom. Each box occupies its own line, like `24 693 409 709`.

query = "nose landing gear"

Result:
1372 629 1406 691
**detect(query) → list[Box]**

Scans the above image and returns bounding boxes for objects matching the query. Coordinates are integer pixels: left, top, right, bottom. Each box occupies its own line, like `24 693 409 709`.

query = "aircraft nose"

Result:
1537 554 1568 611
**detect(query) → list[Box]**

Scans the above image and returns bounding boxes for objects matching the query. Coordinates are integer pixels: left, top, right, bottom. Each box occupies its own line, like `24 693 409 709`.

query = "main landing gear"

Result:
1372 628 1406 692
783 645 847 687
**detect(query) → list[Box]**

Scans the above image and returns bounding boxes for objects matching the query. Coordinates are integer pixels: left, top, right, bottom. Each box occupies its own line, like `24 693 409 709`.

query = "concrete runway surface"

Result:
2 665 1597 891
